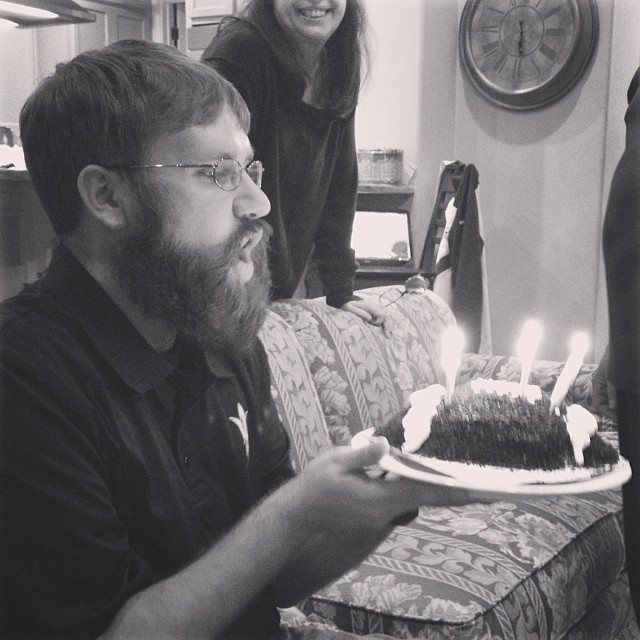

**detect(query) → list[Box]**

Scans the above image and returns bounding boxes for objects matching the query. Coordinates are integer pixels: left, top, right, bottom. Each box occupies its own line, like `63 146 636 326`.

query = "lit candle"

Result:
549 331 589 412
441 325 465 403
516 319 542 398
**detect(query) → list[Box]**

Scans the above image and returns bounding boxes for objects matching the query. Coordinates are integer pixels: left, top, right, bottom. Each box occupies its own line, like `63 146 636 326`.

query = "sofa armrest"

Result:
269 287 456 447
260 311 334 472
457 352 597 407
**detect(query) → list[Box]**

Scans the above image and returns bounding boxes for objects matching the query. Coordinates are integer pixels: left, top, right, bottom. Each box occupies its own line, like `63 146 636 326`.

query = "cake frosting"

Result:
375 380 619 479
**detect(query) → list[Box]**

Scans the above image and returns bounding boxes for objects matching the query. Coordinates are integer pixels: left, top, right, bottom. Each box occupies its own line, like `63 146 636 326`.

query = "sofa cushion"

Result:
269 289 455 447
302 491 628 639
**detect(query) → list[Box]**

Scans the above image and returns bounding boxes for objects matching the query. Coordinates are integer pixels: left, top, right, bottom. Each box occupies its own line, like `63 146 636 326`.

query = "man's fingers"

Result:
330 438 389 471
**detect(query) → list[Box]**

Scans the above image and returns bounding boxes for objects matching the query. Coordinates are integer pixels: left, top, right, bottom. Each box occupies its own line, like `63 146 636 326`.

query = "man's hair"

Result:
19 39 250 235
241 0 370 114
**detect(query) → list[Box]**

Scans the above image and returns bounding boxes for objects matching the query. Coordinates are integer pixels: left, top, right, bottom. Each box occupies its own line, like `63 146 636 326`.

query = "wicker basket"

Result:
357 148 404 185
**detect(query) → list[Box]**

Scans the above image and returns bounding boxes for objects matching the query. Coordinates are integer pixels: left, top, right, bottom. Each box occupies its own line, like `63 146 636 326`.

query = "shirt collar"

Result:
43 245 178 393
44 245 239 390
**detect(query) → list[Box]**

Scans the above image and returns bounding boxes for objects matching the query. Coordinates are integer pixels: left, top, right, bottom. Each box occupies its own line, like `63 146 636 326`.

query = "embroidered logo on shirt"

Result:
229 403 249 459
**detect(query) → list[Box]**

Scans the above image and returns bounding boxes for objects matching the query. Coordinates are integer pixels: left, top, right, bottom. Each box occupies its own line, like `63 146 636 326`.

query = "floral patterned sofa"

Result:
259 286 639 640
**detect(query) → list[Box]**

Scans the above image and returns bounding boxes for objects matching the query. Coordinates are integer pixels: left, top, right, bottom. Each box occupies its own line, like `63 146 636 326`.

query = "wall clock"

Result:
459 0 598 111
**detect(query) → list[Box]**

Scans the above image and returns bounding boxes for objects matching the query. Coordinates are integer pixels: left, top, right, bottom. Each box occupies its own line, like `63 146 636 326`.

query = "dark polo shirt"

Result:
0 245 295 639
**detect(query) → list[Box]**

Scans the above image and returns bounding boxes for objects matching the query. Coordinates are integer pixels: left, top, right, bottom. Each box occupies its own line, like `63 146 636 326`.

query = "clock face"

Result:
459 0 598 110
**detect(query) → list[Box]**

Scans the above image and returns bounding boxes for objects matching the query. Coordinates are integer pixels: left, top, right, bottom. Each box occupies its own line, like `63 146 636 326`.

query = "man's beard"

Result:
113 198 273 356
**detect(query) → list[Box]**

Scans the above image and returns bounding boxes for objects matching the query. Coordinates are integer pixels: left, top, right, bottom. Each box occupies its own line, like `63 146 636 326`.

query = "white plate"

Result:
352 429 632 497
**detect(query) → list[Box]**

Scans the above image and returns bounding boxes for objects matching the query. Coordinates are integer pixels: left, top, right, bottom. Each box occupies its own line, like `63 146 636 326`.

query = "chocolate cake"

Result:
375 381 619 472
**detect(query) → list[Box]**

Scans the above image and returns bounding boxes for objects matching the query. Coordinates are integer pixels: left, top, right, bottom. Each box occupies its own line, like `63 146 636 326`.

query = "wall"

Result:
0 28 37 129
355 0 423 171
2 0 639 363
357 0 640 362
0 0 152 127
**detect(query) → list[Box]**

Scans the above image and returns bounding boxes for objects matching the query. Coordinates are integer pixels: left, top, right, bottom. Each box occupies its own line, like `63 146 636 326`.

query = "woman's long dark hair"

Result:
238 0 370 114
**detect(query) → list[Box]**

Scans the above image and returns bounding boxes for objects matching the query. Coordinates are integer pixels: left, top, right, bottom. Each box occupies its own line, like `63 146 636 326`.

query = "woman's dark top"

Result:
202 15 359 308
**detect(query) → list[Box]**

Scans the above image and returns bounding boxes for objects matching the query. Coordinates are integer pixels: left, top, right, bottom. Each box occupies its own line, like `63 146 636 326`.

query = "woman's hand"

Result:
341 298 393 337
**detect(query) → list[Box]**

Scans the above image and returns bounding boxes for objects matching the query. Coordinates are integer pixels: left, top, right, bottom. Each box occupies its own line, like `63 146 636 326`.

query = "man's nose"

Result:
234 177 271 219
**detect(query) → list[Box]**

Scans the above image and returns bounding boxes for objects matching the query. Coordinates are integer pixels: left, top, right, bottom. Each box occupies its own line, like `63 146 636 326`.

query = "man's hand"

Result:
268 438 485 606
102 440 485 638
341 298 393 337
273 440 478 535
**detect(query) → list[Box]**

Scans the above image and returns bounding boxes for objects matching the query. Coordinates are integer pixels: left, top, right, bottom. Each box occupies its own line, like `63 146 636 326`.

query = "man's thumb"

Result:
341 437 389 470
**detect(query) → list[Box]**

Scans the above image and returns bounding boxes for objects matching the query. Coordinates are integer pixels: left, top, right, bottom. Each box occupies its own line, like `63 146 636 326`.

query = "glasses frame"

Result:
379 274 429 308
104 158 264 191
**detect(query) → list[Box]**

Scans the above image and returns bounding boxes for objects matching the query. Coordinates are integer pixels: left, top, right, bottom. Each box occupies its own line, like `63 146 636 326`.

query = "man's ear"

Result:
76 165 129 230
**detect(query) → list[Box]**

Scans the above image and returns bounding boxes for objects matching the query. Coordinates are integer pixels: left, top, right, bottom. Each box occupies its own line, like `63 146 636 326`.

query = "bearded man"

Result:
0 40 473 640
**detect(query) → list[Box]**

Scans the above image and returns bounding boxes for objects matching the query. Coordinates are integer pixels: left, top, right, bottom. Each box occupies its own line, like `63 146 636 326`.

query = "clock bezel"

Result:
459 0 599 111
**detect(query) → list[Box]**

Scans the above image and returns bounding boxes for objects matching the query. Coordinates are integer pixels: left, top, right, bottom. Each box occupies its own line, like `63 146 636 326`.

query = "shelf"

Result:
356 264 418 275
357 183 414 195
356 184 415 215
354 264 419 290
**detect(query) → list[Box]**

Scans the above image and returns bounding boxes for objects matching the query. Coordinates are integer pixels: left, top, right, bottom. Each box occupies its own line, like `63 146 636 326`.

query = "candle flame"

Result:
516 319 542 358
517 319 542 397
441 326 465 365
549 330 590 411
570 331 589 359
441 326 464 403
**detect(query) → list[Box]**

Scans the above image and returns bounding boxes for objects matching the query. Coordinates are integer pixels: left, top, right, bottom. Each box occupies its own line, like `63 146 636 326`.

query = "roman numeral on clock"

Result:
539 43 557 60
544 6 563 19
513 57 522 79
483 40 501 55
494 53 508 73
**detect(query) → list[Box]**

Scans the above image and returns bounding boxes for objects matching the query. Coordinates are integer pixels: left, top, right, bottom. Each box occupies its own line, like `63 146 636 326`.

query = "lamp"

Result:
0 0 96 27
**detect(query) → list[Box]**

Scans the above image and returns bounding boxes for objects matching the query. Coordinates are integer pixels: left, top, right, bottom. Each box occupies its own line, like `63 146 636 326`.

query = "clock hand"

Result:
518 20 524 56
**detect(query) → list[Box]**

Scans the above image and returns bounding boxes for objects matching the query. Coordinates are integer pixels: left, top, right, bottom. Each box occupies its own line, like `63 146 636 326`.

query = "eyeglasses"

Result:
105 159 264 191
379 274 429 307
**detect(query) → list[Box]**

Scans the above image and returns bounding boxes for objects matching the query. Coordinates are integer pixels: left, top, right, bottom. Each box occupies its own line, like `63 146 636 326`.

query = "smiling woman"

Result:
200 0 391 333
271 0 346 74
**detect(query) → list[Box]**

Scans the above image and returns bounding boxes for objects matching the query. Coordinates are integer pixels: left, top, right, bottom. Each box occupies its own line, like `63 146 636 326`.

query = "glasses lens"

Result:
215 159 242 191
379 288 403 307
404 274 428 294
246 160 264 188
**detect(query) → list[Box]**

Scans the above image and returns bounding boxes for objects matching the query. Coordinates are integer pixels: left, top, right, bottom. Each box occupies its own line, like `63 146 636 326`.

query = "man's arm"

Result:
102 441 473 639
269 469 473 607
101 481 309 640
270 527 394 608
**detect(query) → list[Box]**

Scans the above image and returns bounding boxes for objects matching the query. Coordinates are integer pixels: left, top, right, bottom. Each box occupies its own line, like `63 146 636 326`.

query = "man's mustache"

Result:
229 218 273 255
